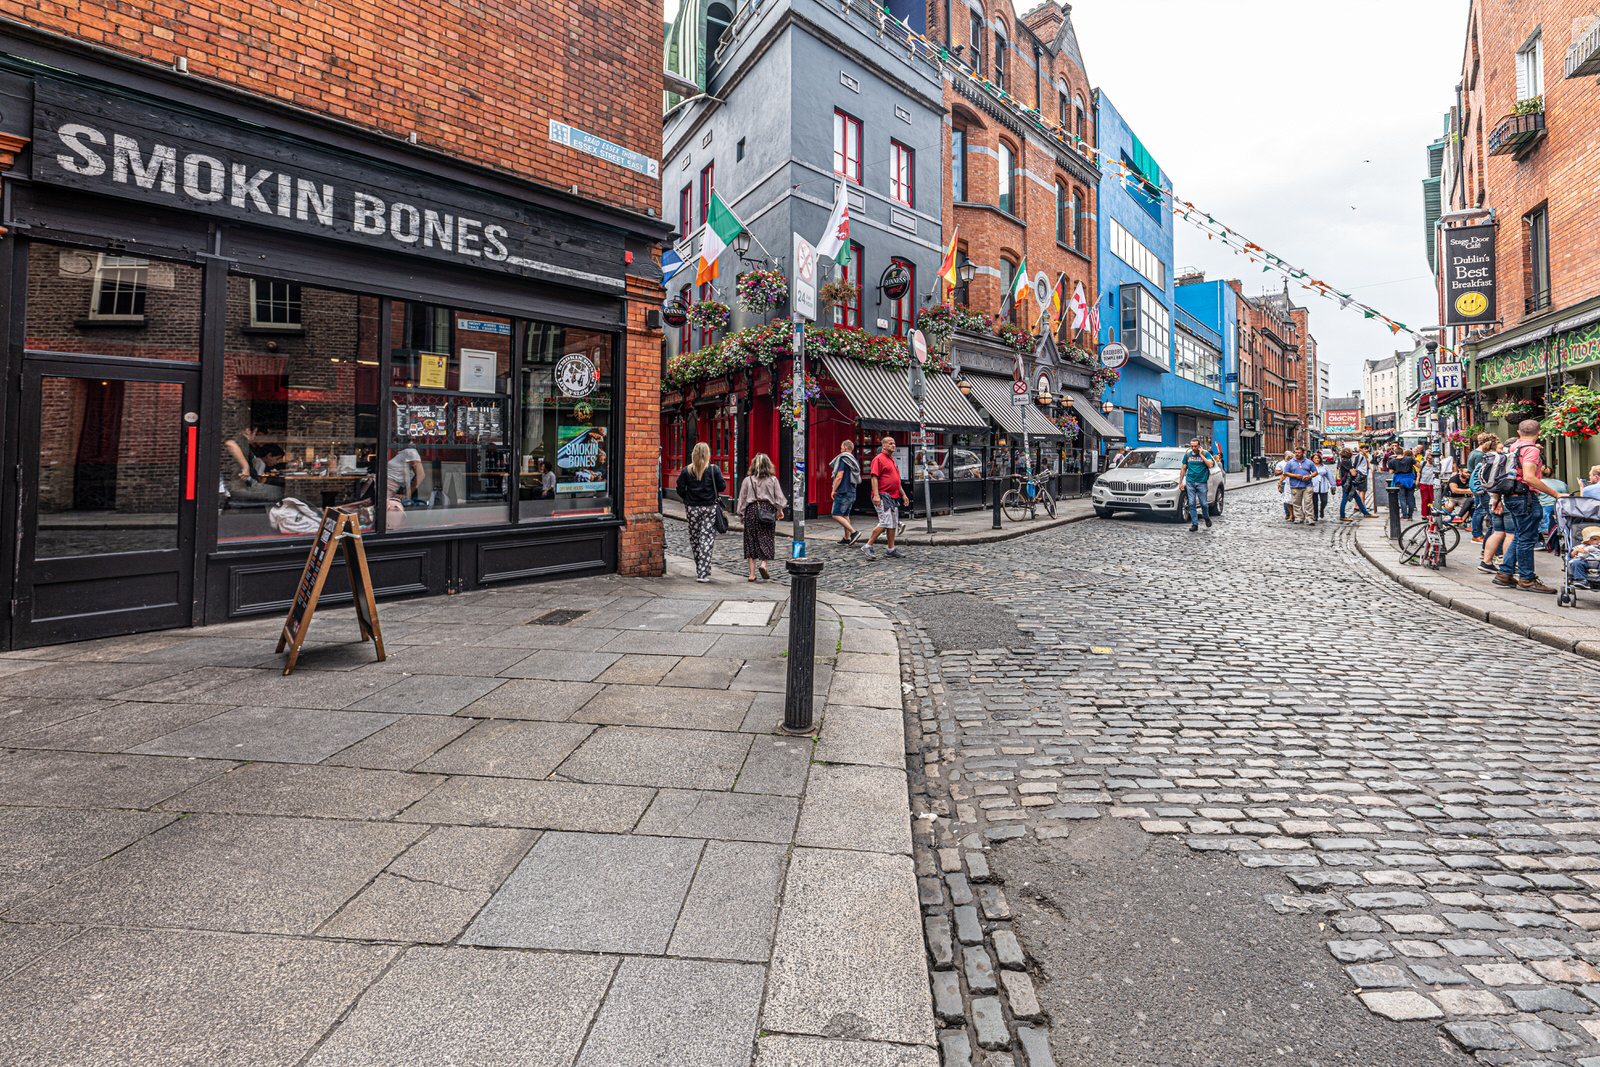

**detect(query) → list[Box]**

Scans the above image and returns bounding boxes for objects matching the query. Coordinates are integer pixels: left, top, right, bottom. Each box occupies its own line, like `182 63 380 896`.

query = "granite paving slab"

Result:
597 630 720 656
0 807 176 910
356 643 532 678
0 748 232 809
200 667 405 709
129 638 297 668
734 733 814 796
0 922 83 981
0 696 117 741
825 670 901 710
305 947 614 1067
346 674 506 715
667 840 787 963
753 1035 940 1067
396 776 653 832
795 764 914 855
814 704 907 768
316 874 488 943
105 666 263 704
454 679 602 721
729 658 788 693
479 625 628 650
635 788 800 843
320 714 474 770
414 719 594 779
595 653 682 685
661 655 745 689
0 927 393 1067
130 706 400 763
764 847 935 1047
8 814 422 934
4 701 231 753
576 957 766 1067
462 831 704 953
0 661 181 699
387 826 540 891
572 684 754 731
707 634 794 661
497 649 623 681
555 726 754 790
159 762 445 820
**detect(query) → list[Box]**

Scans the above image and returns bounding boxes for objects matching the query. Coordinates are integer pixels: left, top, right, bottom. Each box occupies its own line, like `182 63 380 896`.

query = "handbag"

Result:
754 503 779 525
713 507 729 534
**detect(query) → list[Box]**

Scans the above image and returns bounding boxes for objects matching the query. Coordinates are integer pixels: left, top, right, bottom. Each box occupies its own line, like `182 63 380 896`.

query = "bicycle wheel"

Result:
1040 487 1057 519
1397 522 1429 565
1002 490 1032 523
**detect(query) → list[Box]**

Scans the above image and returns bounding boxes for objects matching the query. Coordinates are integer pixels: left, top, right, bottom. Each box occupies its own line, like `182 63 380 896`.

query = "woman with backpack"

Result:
734 452 787 582
675 442 726 583
1387 448 1418 519
1477 438 1510 572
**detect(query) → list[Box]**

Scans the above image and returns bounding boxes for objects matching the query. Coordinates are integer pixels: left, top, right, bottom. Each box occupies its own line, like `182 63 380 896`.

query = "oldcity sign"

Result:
1442 224 1497 327
32 79 626 290
879 262 912 302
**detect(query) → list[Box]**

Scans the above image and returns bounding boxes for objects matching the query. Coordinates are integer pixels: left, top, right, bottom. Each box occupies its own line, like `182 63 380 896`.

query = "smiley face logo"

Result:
1455 291 1488 318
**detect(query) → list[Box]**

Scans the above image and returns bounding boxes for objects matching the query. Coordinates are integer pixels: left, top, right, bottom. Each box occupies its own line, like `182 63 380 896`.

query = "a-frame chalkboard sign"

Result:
276 508 385 675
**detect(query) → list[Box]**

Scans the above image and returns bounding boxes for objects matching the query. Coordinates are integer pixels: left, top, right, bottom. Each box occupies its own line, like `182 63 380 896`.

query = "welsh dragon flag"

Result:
696 192 744 286
815 182 851 267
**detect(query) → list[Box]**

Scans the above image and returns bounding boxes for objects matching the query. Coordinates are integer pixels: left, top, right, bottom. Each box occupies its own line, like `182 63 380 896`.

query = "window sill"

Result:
1055 239 1093 264
74 317 146 329
242 324 306 335
952 201 1024 227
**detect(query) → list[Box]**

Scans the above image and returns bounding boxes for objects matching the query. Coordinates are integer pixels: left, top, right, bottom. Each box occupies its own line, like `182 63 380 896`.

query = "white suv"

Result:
1092 448 1223 523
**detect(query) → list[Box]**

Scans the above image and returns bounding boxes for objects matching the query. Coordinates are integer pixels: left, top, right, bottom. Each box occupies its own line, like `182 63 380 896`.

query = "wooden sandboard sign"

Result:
276 508 386 675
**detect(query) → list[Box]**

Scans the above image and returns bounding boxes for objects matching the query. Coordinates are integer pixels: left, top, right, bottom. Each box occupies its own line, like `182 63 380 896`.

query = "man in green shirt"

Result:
1183 439 1215 532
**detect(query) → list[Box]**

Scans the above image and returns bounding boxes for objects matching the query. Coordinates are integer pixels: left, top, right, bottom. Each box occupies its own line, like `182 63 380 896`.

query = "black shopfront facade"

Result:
0 48 661 648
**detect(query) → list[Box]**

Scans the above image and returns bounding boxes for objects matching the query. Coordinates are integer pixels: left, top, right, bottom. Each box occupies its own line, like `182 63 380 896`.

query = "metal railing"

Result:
1487 109 1546 156
714 0 939 71
1525 287 1552 314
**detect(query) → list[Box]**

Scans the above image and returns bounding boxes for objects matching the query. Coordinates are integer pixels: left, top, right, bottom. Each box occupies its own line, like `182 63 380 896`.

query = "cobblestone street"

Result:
674 484 1600 1064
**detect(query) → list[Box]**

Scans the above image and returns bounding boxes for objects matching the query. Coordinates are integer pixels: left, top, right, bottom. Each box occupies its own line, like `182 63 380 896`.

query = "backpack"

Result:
1480 445 1534 495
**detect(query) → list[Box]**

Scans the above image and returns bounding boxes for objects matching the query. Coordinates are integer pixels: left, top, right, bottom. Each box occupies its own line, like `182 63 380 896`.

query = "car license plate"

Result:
1112 497 1140 505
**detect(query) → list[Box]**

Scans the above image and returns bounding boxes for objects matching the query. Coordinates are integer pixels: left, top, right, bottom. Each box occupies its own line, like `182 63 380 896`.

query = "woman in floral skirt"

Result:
675 442 725 583
735 452 787 581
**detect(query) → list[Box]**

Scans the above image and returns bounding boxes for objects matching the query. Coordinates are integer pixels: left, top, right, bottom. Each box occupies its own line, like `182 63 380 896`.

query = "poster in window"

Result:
555 425 608 492
459 349 497 394
419 353 448 389
1137 395 1162 442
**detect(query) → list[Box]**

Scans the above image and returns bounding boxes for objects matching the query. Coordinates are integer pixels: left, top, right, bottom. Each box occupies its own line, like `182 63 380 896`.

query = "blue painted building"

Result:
1093 91 1233 460
1173 276 1240 469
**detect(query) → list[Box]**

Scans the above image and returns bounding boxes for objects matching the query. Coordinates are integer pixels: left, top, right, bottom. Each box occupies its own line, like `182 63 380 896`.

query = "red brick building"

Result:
0 5 668 647
1232 281 1314 458
1453 1 1600 480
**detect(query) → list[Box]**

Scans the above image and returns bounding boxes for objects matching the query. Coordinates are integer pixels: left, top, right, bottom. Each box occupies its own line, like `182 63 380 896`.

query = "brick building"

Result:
0 5 669 647
1450 1 1600 482
1232 281 1311 458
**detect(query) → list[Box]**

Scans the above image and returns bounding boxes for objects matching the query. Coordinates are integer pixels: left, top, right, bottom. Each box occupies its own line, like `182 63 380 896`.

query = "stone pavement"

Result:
0 560 935 1067
1355 517 1600 662
795 482 1600 1065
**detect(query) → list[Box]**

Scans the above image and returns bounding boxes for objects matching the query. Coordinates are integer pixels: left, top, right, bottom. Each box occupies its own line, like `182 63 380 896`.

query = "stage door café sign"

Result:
1442 224 1497 327
30 79 625 291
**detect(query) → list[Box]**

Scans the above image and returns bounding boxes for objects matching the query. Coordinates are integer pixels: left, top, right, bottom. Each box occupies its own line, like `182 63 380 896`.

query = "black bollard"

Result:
1387 485 1402 540
782 558 826 734
991 476 1003 529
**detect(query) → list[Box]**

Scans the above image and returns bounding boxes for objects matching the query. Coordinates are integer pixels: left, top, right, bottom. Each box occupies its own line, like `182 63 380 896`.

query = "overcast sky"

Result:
663 0 1466 394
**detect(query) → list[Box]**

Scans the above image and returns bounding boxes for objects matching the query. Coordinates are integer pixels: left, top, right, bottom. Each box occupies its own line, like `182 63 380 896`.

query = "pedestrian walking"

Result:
828 440 862 545
1491 419 1568 593
1282 447 1318 524
1419 450 1439 517
1275 450 1295 521
1182 438 1214 532
1478 438 1508 570
1468 432 1493 541
1387 448 1418 519
735 452 787 582
1357 443 1377 513
1537 464 1568 539
1312 450 1336 522
862 435 911 560
676 441 726 583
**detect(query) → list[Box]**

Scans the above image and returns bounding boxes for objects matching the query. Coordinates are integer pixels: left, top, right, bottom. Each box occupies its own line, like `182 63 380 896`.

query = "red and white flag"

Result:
1069 283 1091 331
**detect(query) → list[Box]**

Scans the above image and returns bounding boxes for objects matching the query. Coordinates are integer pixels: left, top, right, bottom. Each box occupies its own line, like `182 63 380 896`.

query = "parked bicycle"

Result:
1397 504 1462 569
1001 470 1056 522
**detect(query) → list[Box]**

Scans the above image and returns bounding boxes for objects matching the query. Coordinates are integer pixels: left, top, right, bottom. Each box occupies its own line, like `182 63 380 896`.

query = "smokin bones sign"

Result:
29 79 625 290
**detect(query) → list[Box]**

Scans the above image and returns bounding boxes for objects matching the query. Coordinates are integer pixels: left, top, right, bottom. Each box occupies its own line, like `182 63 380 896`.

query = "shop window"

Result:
26 242 201 361
217 276 380 542
250 280 303 328
388 302 514 530
833 109 862 183
520 322 615 523
834 243 864 329
889 258 915 337
890 140 914 207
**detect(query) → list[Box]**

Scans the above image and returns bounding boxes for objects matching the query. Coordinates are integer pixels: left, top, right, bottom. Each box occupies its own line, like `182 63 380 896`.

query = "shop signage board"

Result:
793 234 817 321
277 509 385 675
1442 224 1497 327
31 79 626 290
1325 409 1361 434
1433 362 1463 392
1099 342 1129 370
880 262 912 302
1478 321 1600 388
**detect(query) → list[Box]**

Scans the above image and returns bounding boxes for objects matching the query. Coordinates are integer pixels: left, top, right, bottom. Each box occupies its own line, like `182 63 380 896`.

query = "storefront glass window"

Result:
520 322 615 522
26 242 201 361
217 276 380 542
389 304 514 530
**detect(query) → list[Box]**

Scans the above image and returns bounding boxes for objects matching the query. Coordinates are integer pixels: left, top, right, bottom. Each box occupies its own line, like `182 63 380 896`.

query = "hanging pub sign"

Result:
30 78 626 291
1442 224 1497 327
661 295 688 329
879 262 912 302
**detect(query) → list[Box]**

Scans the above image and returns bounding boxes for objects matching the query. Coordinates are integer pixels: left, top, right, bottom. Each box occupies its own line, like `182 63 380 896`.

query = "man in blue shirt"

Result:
1182 439 1214 532
1282 447 1318 524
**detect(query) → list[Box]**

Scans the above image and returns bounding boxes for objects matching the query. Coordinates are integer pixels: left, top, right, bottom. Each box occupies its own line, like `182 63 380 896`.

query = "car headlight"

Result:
1151 480 1178 490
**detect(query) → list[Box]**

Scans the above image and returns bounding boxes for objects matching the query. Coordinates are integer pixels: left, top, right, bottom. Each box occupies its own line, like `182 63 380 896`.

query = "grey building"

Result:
661 0 948 511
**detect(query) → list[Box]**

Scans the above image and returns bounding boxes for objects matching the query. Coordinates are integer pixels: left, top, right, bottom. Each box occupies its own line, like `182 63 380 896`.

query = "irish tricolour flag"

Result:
696 192 744 286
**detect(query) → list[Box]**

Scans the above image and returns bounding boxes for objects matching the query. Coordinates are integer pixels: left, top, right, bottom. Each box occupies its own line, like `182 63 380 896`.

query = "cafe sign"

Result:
1478 321 1600 389
1442 224 1497 327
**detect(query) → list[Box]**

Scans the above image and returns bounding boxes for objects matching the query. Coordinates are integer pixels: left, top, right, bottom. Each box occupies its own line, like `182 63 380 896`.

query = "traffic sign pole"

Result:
909 329 933 538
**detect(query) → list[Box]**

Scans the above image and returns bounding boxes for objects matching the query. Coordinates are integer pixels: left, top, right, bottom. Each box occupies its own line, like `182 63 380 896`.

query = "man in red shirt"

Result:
863 435 911 559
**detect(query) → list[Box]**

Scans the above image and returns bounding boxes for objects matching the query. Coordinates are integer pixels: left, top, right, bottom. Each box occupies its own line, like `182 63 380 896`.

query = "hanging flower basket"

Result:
685 299 731 332
994 322 1034 354
660 320 795 391
804 326 952 374
1059 342 1097 367
1053 412 1081 440
1089 366 1121 399
778 374 824 428
818 279 860 309
1548 385 1600 440
1487 398 1538 422
915 305 960 351
736 268 788 312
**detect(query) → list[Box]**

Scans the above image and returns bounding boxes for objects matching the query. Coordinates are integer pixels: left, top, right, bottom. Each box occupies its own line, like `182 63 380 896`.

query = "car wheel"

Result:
1094 506 1114 518
1171 495 1189 524
1210 486 1224 516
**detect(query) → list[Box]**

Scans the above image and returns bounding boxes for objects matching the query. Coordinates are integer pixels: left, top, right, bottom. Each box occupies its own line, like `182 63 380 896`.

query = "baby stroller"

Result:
1553 495 1600 607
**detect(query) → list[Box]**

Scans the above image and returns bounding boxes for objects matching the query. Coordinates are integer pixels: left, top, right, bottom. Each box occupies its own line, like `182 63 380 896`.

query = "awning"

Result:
963 374 1065 439
1064 389 1125 441
819 356 987 430
1163 403 1230 421
1415 391 1464 416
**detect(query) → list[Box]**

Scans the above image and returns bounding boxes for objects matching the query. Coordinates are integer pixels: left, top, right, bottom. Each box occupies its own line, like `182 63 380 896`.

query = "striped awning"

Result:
819 356 986 430
963 374 1065 440
1064 390 1125 441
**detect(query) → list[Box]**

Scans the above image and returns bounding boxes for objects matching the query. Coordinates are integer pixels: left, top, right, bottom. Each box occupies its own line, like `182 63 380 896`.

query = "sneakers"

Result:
1518 578 1557 594
696 576 711 583
1340 517 1351 523
1471 536 1484 542
861 543 876 560
1492 574 1515 588
885 548 904 558
1479 561 1499 573
845 531 862 546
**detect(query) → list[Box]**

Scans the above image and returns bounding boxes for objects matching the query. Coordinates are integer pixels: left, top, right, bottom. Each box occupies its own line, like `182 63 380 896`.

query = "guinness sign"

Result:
662 295 688 329
879 262 912 302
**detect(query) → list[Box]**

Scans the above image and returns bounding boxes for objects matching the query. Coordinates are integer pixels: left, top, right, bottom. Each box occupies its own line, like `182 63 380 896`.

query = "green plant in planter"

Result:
685 300 731 332
1547 384 1600 440
818 279 860 310
1513 94 1543 115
